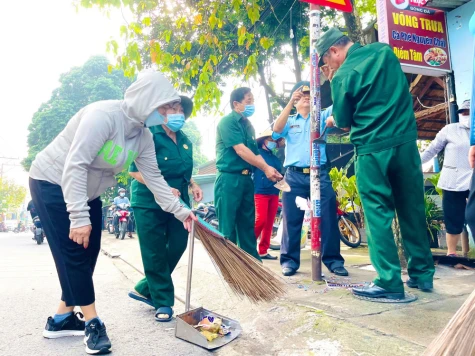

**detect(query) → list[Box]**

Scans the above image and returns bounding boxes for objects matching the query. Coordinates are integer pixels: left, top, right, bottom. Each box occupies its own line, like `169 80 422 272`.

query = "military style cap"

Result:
290 81 310 98
179 95 193 119
458 99 470 113
316 28 346 67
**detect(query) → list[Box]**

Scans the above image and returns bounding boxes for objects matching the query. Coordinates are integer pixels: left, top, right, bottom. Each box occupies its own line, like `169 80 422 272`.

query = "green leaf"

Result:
208 15 218 30
232 0 242 12
259 37 274 50
142 17 151 27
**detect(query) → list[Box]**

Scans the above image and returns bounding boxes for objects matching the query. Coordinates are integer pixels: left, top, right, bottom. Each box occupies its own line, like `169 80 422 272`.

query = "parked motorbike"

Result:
336 203 361 248
13 225 26 233
115 203 131 240
193 204 218 228
270 200 362 250
106 206 115 235
0 222 7 232
32 216 45 245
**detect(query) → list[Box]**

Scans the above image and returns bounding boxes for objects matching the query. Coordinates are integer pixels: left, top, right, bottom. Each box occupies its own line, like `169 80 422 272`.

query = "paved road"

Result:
0 231 209 356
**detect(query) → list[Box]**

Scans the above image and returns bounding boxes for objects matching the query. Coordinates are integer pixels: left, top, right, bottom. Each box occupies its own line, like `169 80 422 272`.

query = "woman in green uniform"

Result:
127 96 203 321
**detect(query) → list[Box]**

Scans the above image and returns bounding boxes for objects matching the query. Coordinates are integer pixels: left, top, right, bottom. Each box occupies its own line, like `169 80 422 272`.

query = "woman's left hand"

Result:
191 183 203 202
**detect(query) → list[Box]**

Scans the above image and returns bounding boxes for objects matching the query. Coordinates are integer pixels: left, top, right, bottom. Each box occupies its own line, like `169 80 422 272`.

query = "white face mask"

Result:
459 114 470 128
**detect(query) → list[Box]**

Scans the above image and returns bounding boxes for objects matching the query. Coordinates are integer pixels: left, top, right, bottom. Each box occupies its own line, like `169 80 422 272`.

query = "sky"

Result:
0 1 124 191
0 0 299 192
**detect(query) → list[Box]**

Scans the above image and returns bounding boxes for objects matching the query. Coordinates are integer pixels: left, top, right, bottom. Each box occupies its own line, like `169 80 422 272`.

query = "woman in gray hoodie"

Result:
29 70 196 355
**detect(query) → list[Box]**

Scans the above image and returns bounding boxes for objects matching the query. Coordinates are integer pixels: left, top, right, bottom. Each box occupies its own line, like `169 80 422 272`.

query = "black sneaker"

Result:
84 318 112 355
42 312 85 339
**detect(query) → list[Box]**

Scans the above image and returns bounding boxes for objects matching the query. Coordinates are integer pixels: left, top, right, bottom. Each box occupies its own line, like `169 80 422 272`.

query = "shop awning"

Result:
407 73 450 140
425 0 471 11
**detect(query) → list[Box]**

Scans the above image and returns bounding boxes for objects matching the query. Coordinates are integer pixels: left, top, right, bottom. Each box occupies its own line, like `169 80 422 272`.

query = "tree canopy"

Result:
22 56 133 170
0 178 27 214
77 0 376 121
23 54 210 198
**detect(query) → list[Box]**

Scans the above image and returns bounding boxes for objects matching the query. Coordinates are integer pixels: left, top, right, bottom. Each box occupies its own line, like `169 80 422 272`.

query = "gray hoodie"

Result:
29 71 191 228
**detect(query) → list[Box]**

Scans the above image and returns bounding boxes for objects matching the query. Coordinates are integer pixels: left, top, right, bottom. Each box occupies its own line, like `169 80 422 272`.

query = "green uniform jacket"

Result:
216 111 259 172
331 43 417 155
129 125 193 208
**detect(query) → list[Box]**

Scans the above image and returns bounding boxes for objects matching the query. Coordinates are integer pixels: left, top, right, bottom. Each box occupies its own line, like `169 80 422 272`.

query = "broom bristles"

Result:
194 218 286 303
423 289 475 356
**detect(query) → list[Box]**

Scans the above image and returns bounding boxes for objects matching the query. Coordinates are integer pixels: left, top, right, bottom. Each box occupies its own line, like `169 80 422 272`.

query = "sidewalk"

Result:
101 231 475 356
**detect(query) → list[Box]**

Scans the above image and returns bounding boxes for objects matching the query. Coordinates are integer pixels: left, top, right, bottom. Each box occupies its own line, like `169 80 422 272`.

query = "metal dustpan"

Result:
175 221 242 350
175 307 242 350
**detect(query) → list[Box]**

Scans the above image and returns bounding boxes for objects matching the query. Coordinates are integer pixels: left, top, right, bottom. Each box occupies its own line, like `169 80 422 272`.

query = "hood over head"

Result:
121 70 180 125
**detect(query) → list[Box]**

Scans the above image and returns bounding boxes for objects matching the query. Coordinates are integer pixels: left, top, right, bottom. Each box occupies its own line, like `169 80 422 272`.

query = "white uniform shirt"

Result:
420 122 471 192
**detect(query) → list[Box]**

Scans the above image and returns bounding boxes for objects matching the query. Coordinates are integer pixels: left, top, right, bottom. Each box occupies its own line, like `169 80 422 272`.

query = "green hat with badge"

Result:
316 28 346 67
290 81 310 98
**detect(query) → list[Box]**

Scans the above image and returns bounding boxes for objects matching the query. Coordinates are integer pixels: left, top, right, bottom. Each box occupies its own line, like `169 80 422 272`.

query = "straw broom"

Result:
193 217 286 303
423 289 475 356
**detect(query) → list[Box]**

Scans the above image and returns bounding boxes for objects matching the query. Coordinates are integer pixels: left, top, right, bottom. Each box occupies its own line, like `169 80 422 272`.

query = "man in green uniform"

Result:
215 87 282 260
317 29 434 300
127 97 203 321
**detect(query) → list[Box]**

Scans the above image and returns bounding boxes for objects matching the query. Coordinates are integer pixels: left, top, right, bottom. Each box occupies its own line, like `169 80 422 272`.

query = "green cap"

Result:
316 28 345 67
290 81 310 98
179 96 193 119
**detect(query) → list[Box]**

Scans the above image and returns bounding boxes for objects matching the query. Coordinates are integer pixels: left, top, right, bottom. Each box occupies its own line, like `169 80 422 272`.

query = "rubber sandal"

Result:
155 306 173 322
128 291 154 307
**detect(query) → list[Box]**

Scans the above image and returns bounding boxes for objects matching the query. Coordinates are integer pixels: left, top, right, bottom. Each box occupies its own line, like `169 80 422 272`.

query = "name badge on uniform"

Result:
290 125 300 129
183 144 189 150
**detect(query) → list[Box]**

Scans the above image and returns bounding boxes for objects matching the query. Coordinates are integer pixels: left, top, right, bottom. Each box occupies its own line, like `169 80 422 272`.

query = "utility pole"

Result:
0 157 21 180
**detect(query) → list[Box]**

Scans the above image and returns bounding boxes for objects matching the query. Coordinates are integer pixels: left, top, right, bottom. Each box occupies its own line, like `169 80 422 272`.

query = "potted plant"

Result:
424 191 443 248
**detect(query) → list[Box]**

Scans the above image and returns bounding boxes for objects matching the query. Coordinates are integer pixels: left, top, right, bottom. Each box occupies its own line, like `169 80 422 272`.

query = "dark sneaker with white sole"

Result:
43 312 85 339
84 318 112 355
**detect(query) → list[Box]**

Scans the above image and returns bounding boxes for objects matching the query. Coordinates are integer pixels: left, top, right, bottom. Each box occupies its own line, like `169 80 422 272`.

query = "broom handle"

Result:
185 220 196 312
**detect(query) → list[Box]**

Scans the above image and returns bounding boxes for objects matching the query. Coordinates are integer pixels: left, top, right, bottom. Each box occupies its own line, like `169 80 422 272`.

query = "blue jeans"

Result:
280 169 345 271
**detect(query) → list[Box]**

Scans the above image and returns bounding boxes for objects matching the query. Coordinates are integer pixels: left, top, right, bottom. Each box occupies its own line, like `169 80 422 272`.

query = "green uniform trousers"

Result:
133 207 188 308
355 140 434 293
214 172 261 260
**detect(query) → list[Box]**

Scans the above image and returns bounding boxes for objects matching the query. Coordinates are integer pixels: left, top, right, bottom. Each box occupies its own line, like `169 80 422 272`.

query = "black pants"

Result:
465 170 475 242
29 178 102 306
280 169 345 271
442 189 469 234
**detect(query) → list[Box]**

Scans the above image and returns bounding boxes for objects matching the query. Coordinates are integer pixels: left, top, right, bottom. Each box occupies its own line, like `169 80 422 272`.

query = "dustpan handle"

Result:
185 220 196 312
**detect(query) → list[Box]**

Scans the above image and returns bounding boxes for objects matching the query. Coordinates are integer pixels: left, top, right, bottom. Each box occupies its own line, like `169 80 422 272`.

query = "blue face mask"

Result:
266 141 277 150
144 110 166 127
165 113 186 132
242 104 255 117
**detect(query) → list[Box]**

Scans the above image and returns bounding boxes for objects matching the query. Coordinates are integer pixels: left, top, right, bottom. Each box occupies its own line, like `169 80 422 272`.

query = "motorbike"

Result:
32 216 45 245
270 199 362 250
106 206 115 235
336 203 362 248
13 225 26 233
0 222 7 232
193 204 218 228
115 203 131 240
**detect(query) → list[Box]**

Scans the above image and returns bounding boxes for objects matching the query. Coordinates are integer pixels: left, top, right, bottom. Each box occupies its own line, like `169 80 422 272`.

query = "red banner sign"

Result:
300 0 353 13
377 0 451 75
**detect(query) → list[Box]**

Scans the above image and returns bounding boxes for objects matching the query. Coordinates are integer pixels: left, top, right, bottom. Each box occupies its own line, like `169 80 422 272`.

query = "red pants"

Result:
254 194 279 256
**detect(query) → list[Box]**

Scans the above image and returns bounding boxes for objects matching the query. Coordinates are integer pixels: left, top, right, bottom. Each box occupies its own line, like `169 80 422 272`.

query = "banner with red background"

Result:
377 0 451 75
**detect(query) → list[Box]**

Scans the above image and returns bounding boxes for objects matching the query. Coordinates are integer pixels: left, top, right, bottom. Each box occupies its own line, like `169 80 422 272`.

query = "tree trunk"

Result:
257 64 287 110
258 65 276 124
291 25 302 83
342 1 366 45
